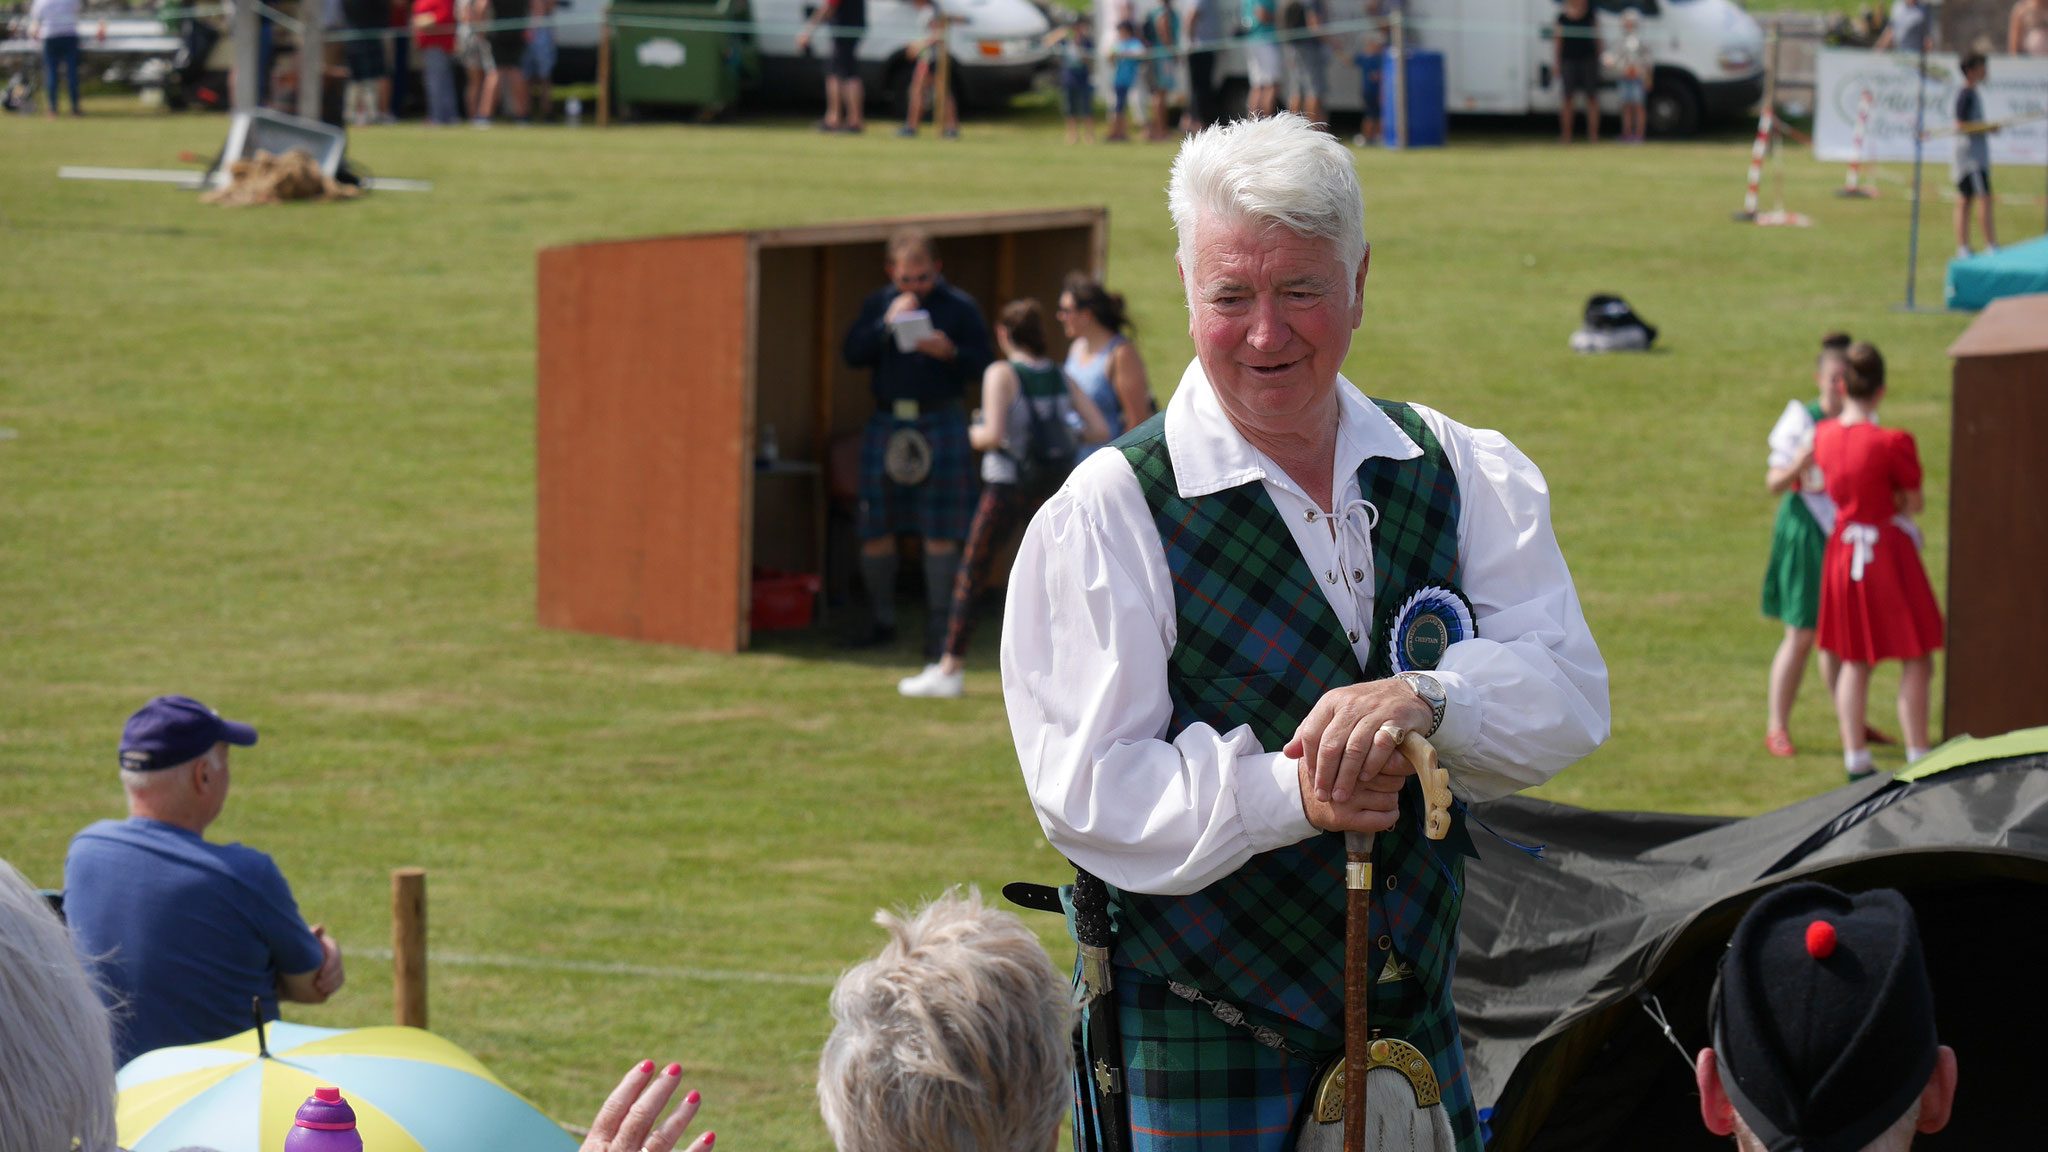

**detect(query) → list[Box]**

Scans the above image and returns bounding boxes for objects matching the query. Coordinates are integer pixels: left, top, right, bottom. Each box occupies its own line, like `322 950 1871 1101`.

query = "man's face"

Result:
889 252 938 300
1180 213 1366 434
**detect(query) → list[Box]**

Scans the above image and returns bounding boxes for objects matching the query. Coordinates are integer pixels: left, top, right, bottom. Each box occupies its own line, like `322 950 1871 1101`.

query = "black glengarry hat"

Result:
1712 882 1938 1152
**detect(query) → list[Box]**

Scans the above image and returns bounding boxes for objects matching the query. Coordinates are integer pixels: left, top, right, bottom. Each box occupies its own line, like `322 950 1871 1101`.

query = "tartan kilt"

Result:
1116 970 1328 1149
1101 858 1481 1152
856 409 975 542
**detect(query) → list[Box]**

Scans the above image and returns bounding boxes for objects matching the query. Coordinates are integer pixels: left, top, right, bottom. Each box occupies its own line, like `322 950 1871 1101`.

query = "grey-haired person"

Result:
1695 882 1958 1151
63 696 345 1065
819 889 1072 1152
0 857 117 1152
1000 113 1607 1151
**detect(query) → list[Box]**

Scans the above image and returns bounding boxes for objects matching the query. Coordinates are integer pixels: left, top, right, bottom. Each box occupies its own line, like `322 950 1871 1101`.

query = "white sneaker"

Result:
1956 245 1973 260
898 663 964 698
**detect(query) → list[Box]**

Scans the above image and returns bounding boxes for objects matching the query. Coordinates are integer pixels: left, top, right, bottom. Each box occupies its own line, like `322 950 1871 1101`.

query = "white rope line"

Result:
353 946 838 987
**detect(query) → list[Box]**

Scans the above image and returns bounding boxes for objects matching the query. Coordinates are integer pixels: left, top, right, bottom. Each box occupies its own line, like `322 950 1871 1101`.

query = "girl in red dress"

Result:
1814 342 1945 778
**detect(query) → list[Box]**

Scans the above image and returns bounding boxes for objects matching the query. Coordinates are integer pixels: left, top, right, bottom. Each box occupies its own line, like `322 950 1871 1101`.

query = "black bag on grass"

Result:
1570 293 1659 353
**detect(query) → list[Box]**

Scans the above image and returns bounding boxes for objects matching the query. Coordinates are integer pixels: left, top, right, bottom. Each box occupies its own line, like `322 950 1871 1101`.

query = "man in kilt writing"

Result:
843 227 993 658
999 115 1610 1152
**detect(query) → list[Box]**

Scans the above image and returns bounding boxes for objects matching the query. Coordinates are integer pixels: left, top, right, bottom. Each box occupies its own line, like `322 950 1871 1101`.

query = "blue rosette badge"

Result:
1386 584 1475 672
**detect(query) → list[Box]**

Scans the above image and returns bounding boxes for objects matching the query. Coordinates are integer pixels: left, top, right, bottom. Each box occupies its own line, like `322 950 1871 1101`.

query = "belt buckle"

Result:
891 399 919 422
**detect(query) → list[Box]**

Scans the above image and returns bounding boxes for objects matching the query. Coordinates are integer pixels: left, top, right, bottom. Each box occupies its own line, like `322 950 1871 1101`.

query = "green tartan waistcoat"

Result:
1109 400 1473 1053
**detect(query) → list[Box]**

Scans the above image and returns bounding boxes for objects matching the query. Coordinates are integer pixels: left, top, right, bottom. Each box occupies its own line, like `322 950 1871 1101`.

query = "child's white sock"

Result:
1906 746 1931 763
1845 748 1875 776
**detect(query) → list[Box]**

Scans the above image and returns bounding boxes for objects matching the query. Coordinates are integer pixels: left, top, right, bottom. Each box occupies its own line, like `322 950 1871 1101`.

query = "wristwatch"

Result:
1395 672 1447 738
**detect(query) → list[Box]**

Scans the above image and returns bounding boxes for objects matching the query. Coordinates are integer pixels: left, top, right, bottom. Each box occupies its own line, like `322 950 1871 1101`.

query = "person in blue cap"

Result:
63 696 346 1065
1695 882 1959 1152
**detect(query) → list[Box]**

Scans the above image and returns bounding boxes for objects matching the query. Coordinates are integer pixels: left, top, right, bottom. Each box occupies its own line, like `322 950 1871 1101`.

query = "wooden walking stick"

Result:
1338 725 1456 1152
1342 828 1375 1152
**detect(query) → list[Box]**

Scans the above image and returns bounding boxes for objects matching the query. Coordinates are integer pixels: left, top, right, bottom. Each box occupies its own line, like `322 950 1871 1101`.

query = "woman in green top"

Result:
1762 333 1890 756
899 299 1109 698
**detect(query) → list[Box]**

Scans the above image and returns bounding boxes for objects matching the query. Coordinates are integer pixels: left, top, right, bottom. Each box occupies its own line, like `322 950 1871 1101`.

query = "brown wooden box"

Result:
536 207 1109 652
1943 292 2048 740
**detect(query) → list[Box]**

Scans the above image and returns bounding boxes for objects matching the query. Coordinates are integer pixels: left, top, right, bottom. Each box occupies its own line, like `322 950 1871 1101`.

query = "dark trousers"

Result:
390 33 412 116
42 34 80 113
942 483 1032 660
1186 47 1217 128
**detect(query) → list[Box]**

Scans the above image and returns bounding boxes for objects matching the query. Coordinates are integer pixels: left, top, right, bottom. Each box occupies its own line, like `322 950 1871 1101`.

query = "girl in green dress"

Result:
1761 333 1892 756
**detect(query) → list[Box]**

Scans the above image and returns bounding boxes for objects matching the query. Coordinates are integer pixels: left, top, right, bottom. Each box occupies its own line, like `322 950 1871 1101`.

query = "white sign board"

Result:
1813 48 2048 167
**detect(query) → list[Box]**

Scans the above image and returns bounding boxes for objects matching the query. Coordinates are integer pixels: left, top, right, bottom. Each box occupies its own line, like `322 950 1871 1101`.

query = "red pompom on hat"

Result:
1805 919 1837 959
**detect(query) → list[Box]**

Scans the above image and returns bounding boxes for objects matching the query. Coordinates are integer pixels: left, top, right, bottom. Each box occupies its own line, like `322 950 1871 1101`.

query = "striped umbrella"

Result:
116 1020 579 1152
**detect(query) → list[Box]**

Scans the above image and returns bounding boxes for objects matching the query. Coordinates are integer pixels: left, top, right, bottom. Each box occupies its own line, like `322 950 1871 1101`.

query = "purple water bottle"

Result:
283 1087 364 1152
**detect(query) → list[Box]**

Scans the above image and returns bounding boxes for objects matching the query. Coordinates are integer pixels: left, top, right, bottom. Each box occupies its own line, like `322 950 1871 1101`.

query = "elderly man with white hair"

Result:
1001 114 1609 1152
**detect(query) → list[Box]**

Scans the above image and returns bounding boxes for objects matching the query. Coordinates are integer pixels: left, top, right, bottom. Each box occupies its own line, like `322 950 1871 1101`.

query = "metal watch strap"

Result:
1397 672 1445 738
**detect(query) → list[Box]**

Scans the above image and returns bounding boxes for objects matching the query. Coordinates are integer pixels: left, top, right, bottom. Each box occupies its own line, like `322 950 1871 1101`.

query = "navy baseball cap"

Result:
118 696 258 772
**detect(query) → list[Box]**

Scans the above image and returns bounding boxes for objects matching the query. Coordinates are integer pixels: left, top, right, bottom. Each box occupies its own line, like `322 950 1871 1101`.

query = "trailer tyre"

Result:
1647 69 1701 137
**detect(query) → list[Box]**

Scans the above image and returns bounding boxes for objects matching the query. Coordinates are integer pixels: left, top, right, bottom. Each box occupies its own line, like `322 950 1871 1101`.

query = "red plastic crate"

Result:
749 568 822 632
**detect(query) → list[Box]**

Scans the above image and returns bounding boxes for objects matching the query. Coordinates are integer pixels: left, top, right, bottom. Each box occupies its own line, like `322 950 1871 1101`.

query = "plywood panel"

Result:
755 245 820 465
827 241 891 441
536 234 750 652
1944 348 2048 740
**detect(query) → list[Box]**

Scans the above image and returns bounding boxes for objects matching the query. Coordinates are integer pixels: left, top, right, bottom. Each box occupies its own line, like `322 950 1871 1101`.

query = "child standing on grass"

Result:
1762 333 1896 757
1352 30 1382 146
1815 342 1944 780
1952 52 1999 259
1607 8 1653 143
1109 20 1144 142
1045 16 1095 143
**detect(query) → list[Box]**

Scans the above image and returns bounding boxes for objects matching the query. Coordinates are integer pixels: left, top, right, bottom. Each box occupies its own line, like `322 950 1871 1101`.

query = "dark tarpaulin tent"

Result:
1458 729 2048 1151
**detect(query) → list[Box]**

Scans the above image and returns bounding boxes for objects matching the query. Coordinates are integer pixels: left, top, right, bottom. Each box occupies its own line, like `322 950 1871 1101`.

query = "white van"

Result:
553 0 1053 109
1101 0 1764 135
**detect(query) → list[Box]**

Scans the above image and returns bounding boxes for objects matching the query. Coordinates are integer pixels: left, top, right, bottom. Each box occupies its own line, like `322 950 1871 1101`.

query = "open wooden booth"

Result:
1943 292 2048 740
536 207 1108 652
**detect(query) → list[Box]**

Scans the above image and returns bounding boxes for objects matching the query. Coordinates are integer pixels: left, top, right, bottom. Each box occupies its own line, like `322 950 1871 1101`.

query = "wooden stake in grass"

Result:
393 867 428 1028
597 16 613 128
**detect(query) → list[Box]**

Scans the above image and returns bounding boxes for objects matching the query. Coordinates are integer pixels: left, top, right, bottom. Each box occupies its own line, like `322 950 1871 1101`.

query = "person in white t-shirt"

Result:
29 0 81 116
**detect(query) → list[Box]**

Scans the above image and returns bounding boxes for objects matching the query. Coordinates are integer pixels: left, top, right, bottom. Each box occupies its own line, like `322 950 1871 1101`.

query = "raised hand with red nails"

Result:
579 1060 713 1152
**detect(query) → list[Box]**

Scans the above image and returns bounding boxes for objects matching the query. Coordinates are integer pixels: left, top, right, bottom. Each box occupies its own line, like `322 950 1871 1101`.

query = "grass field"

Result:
1 97 2031 1145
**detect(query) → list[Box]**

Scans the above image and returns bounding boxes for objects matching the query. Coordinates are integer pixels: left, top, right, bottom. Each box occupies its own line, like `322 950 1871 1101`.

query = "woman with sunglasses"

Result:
1058 273 1153 457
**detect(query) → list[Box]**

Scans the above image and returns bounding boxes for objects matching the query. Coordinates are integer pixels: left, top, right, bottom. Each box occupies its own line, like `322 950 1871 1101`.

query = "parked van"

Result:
553 0 1053 109
1102 0 1763 135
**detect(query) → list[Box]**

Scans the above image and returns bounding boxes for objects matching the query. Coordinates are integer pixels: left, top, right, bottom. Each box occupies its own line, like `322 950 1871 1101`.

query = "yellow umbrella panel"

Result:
116 1022 579 1152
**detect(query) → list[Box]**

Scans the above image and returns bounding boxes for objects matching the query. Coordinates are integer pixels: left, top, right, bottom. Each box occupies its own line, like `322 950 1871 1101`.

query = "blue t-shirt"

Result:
1242 0 1276 41
1114 36 1146 89
65 817 325 1065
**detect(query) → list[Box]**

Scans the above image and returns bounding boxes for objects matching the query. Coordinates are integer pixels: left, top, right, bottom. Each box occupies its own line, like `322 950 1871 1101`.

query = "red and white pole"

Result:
1840 88 1877 198
1736 108 1773 220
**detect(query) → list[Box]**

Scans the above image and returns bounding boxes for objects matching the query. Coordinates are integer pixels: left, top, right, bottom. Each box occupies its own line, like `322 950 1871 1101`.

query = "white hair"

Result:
818 888 1073 1152
1168 113 1368 303
1732 1099 1921 1152
0 858 118 1152
121 745 219 794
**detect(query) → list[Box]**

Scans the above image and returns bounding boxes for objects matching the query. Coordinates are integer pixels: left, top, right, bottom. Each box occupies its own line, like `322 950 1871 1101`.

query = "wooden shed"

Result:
535 207 1109 652
1943 292 2048 740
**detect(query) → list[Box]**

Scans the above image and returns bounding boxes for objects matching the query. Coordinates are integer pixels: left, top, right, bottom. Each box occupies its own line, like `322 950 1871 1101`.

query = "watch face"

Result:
1405 673 1445 704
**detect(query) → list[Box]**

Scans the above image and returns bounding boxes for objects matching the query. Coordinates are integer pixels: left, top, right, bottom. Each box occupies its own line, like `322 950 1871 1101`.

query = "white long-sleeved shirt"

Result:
29 0 79 38
1000 361 1610 897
